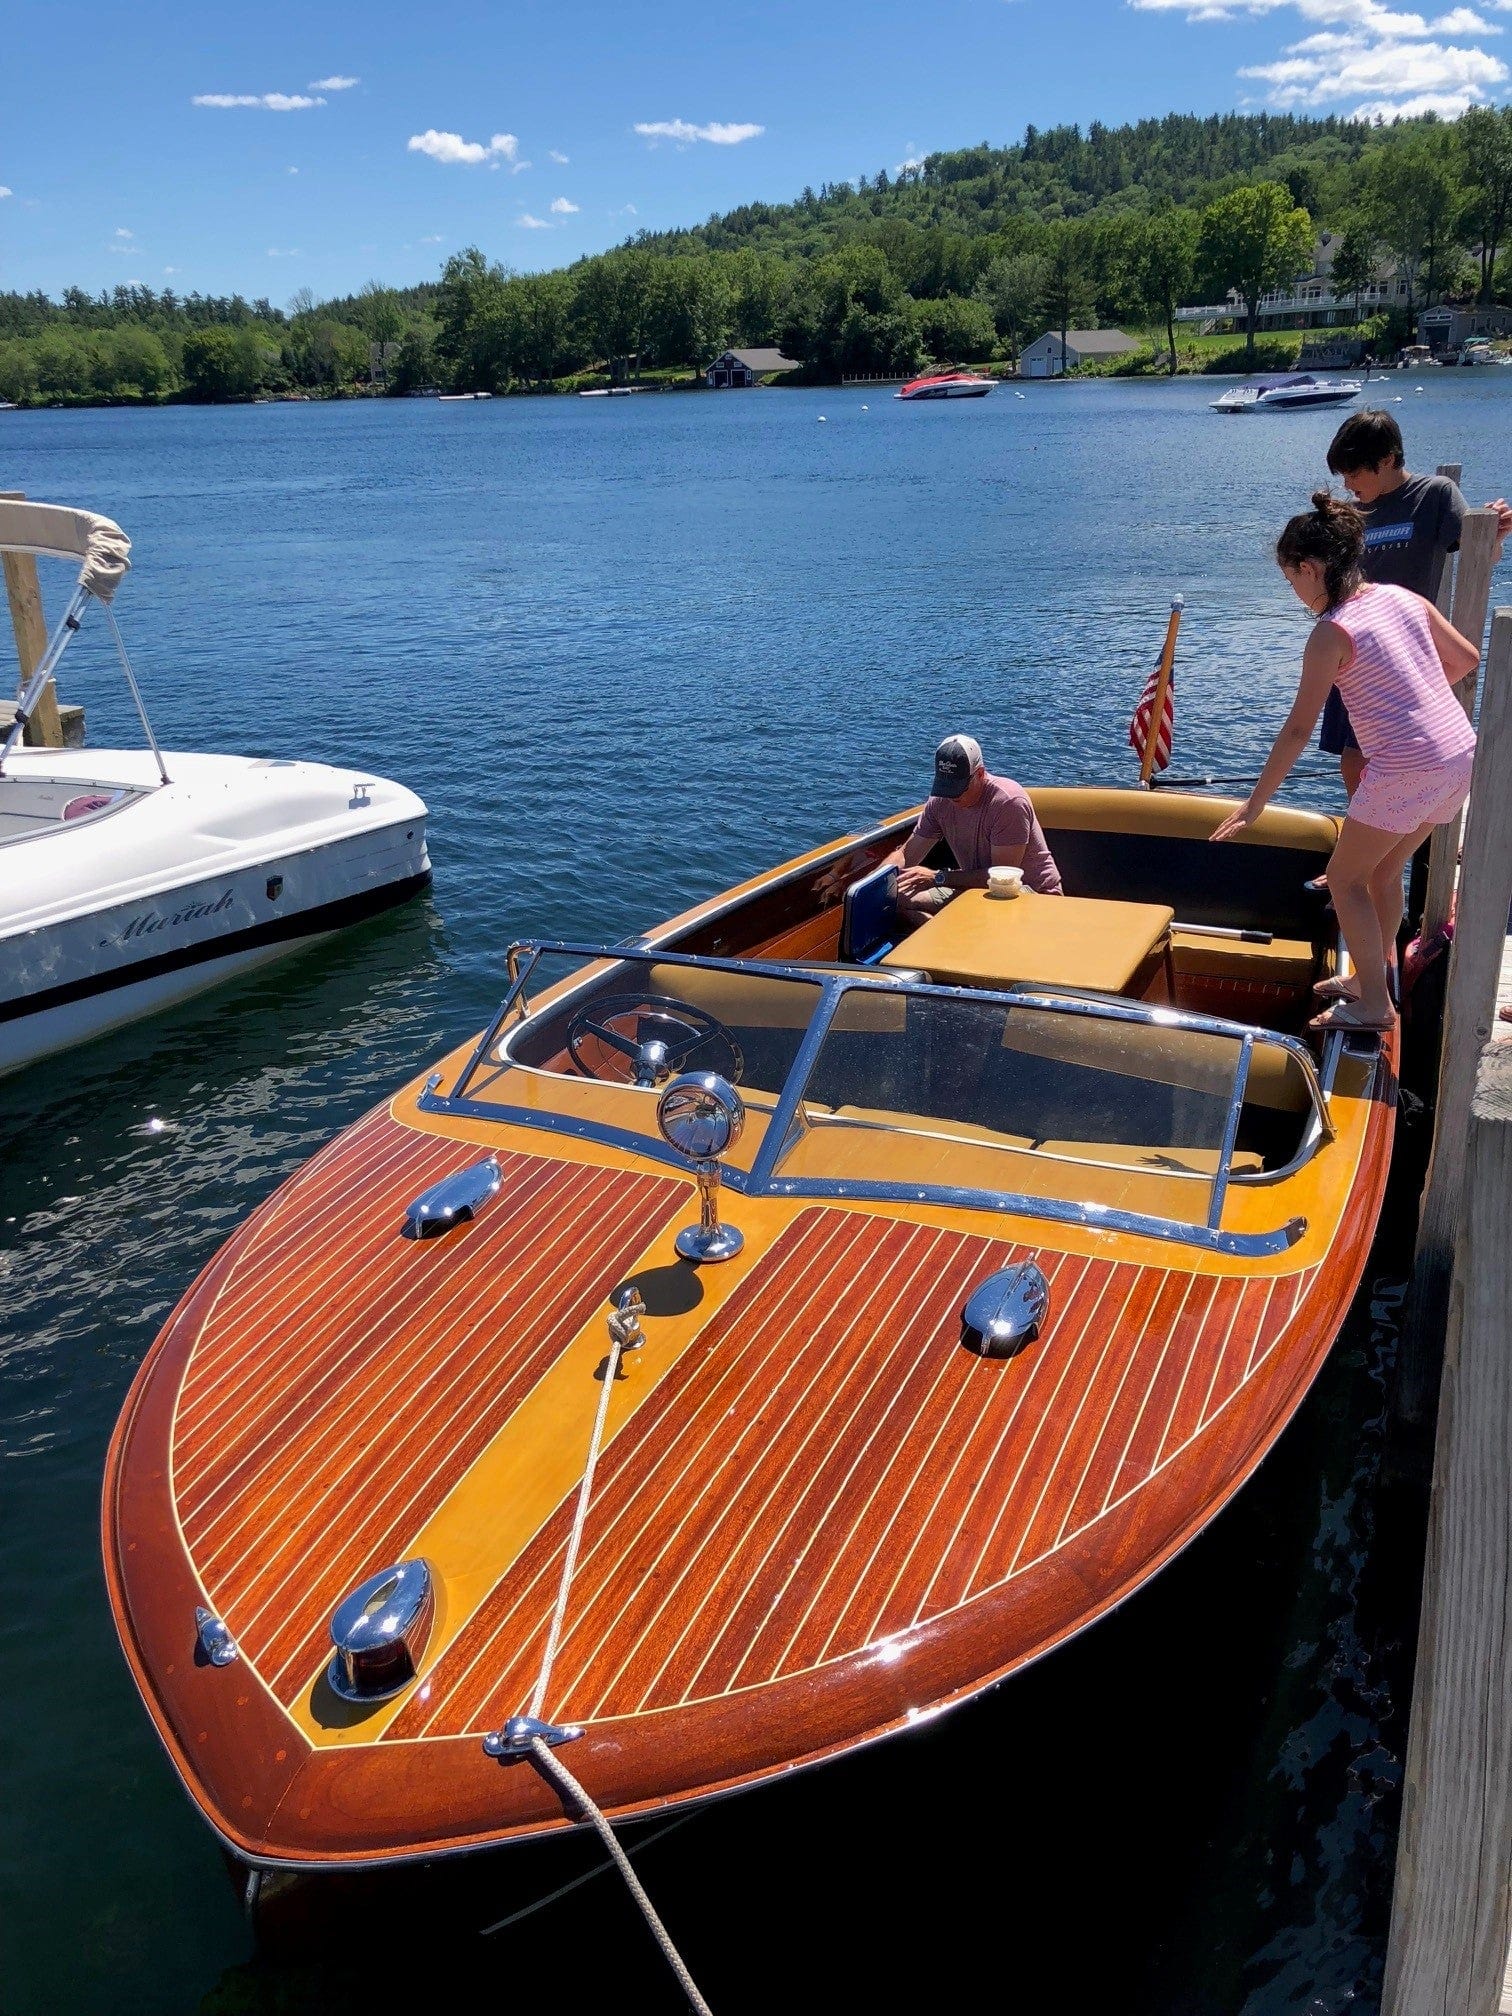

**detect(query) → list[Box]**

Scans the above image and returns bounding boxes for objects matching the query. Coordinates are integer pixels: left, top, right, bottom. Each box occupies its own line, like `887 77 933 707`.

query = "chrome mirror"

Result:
657 1071 745 1262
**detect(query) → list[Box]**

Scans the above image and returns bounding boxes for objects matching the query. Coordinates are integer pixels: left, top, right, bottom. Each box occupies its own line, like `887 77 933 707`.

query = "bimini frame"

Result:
0 499 166 783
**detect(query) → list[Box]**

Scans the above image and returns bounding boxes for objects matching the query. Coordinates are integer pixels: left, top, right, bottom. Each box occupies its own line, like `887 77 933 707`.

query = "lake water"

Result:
2 374 1508 2014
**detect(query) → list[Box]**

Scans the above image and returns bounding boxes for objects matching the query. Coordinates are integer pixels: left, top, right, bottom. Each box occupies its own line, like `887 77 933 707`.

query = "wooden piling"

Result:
1422 510 1501 940
1381 1041 1512 2016
1 489 63 747
1398 605 1512 1412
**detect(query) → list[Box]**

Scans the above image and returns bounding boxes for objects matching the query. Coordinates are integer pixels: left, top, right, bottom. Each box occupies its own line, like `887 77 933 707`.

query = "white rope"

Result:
505 1290 715 2014
528 1737 713 2016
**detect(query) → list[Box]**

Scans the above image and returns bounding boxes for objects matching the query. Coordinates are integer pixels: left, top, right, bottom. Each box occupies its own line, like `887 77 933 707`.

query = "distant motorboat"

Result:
896 371 995 401
1211 373 1363 414
437 391 494 402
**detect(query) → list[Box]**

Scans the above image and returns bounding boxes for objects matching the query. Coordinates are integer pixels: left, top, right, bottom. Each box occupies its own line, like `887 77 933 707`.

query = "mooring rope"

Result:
503 1288 714 2015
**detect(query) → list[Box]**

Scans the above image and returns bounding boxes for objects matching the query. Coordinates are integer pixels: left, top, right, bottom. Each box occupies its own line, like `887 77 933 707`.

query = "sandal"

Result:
1308 1000 1397 1034
1312 975 1360 1001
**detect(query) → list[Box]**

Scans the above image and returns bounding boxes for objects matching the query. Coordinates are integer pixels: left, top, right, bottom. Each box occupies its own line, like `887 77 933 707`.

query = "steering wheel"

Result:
566 993 745 1087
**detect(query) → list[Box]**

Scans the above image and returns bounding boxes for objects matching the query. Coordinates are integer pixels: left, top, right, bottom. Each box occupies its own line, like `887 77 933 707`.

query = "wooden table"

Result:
880 887 1175 996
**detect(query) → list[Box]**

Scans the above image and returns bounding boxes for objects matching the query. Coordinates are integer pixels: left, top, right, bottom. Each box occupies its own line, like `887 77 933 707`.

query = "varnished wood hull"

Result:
103 794 1395 1868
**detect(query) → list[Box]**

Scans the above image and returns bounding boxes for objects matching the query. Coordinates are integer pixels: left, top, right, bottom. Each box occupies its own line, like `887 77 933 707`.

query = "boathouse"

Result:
1417 304 1512 357
1018 329 1139 378
705 346 800 388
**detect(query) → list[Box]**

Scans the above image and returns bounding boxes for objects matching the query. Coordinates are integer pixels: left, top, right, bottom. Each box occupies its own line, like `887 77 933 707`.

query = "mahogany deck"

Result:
387 1213 1314 1740
167 1109 684 1706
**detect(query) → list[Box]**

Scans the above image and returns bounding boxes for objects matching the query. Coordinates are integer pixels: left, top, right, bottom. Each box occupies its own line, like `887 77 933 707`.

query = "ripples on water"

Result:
2 377 1502 2011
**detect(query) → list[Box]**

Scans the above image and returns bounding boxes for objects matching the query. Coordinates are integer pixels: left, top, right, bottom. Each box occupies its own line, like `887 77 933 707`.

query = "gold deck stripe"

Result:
285 1189 802 1748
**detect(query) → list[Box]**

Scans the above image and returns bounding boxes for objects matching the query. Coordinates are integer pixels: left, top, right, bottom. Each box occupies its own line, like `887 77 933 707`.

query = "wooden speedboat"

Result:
104 788 1394 1872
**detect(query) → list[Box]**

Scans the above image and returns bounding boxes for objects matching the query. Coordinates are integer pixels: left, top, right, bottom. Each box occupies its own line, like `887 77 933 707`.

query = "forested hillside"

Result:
4 108 1511 404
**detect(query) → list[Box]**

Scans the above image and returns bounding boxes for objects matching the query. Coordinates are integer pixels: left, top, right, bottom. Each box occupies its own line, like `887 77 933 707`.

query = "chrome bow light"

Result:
657 1071 745 1263
960 1260 1050 1360
327 1558 436 1702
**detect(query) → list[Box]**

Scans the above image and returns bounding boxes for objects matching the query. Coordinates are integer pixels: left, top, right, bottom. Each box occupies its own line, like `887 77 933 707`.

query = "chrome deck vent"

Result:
961 1261 1050 1360
327 1558 436 1702
402 1155 502 1239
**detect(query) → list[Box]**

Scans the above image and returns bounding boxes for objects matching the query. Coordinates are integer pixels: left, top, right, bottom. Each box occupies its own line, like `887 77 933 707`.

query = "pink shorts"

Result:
1348 746 1476 836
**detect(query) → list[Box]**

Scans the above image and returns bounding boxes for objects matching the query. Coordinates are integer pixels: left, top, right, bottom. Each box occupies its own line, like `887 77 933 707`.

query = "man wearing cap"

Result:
885 734 1062 927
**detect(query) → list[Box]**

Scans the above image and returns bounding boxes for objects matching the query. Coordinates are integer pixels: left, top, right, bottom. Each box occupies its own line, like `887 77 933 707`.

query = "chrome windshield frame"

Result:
419 940 1343 1259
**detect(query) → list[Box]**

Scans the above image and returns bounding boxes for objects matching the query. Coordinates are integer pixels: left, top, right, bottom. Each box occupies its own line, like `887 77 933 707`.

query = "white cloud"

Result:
194 91 325 110
420 231 444 243
1134 0 1507 112
509 158 532 173
115 226 134 239
549 148 570 163
407 128 519 165
550 195 579 213
894 155 926 175
288 165 299 174
633 118 764 145
0 186 11 200
266 246 302 257
517 212 551 228
1240 31 1506 102
310 74 359 90
163 265 178 275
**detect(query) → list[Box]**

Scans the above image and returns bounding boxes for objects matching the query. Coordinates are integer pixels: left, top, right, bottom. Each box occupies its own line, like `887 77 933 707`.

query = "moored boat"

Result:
1211 373 1363 414
0 500 430 1078
896 371 994 400
104 787 1393 1872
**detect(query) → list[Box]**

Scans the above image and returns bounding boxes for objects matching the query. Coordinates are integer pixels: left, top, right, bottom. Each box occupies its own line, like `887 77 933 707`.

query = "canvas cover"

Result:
0 500 131 603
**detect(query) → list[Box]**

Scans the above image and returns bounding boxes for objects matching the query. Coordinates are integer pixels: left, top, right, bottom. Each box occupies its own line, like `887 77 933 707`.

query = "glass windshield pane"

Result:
461 951 825 1171
782 992 1246 1213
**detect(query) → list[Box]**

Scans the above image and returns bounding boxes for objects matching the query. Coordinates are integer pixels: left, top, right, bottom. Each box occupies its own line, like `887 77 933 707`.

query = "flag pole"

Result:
1138 596 1184 789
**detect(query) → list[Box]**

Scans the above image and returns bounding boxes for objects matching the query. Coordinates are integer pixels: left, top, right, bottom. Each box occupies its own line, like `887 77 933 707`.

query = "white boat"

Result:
0 501 430 1080
437 391 494 402
1211 373 1363 414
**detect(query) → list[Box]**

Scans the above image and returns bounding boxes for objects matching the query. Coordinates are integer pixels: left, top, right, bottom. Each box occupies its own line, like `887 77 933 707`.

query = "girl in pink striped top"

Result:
1213 491 1480 1033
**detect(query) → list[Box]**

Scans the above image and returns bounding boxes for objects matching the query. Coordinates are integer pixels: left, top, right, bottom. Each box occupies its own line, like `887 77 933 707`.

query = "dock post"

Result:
1421 510 1501 940
1381 1041 1512 2016
1 489 64 748
1398 605 1512 1420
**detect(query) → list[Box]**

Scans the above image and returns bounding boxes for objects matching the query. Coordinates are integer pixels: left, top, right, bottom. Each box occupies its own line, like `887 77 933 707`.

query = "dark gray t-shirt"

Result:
1358 473 1466 599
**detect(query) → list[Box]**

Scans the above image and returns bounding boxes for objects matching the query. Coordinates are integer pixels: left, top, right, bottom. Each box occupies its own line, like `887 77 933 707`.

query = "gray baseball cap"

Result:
932 734 983 800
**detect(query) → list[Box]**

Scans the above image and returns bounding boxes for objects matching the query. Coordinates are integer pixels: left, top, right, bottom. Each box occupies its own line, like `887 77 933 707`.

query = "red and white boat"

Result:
895 371 994 401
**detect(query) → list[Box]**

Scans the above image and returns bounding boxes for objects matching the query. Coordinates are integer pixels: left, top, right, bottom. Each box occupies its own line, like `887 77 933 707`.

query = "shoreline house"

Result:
1175 231 1413 337
705 346 800 388
1417 304 1512 356
1018 329 1139 378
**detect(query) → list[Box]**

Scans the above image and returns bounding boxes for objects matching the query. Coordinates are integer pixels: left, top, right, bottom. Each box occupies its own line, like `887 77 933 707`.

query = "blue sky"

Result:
3 0 1509 303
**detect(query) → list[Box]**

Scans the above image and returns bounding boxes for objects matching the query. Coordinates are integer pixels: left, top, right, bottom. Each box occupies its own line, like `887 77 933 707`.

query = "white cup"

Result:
987 865 1024 899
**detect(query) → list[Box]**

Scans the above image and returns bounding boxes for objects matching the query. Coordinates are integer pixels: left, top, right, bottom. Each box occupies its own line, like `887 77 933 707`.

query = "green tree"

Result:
781 243 923 379
643 258 731 370
1364 139 1458 316
974 252 1047 359
1040 222 1096 368
0 339 39 404
1328 219 1376 325
434 248 514 389
1198 181 1313 366
1460 106 1512 302
1137 209 1199 375
914 292 996 365
182 325 274 399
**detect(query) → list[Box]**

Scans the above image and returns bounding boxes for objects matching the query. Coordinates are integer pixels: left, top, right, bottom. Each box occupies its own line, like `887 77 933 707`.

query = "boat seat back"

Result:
1029 788 1336 938
839 862 899 963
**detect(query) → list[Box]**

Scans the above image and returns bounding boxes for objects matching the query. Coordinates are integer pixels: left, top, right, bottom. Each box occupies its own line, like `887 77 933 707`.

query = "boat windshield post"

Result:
0 583 91 776
451 942 544 1099
103 606 169 785
1208 1032 1255 1230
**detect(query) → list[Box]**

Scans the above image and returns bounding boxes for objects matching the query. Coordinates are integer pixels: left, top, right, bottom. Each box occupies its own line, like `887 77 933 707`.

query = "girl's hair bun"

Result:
1312 488 1337 514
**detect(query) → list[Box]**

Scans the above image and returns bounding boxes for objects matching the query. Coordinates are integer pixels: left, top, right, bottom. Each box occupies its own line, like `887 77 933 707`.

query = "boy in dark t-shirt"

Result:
1321 410 1509 795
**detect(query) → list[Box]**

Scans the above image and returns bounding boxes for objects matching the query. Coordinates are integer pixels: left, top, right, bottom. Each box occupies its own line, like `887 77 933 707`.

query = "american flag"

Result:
1128 651 1175 774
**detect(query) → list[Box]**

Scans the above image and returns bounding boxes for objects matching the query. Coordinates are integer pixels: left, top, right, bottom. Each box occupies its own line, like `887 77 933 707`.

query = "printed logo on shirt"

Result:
1364 520 1413 548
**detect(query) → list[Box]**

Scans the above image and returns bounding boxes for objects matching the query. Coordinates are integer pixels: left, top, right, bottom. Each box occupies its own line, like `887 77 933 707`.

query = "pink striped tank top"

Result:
1325 582 1476 776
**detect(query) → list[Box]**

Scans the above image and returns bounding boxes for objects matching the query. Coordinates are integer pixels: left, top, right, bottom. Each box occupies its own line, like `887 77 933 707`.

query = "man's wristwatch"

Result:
934 870 949 890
